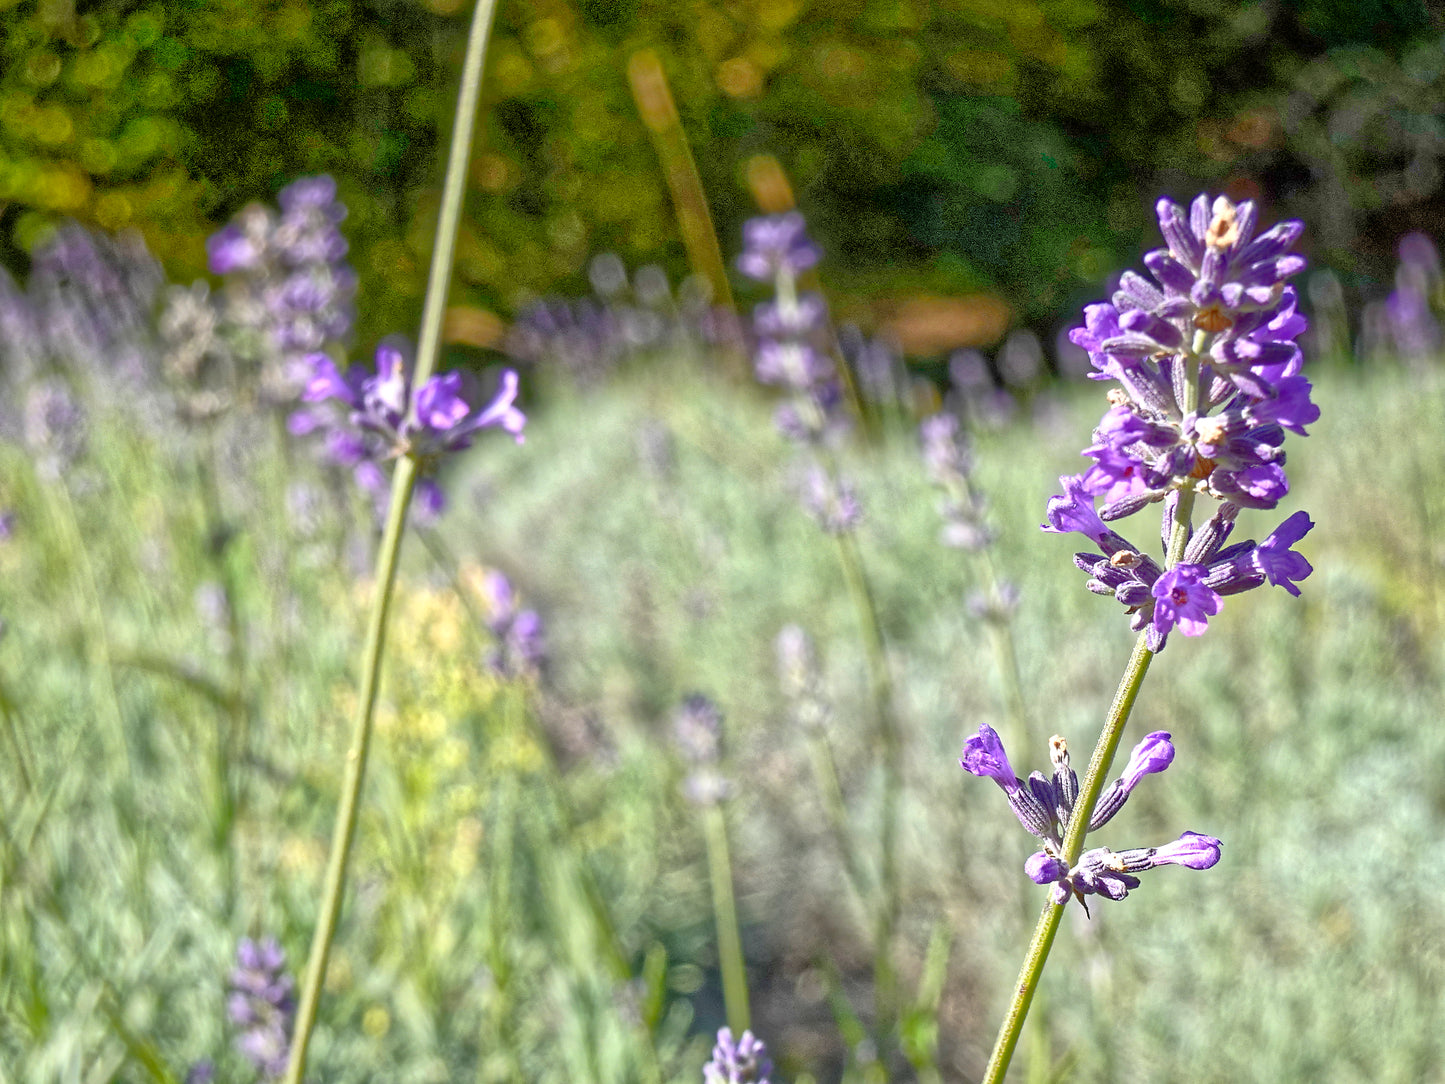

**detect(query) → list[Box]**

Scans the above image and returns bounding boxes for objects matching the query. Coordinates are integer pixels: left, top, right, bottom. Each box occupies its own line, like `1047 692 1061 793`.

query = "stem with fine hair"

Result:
282 0 500 1076
701 800 751 1035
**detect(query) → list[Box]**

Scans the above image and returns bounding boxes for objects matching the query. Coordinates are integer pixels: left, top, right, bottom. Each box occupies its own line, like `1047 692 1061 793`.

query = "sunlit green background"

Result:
2 0 1442 342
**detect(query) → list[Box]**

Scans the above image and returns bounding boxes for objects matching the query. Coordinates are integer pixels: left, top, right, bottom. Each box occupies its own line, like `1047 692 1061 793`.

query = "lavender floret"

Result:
704 1026 773 1084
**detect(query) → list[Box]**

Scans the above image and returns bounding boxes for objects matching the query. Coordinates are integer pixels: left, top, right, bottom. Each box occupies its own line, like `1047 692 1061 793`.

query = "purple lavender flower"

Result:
704 1026 773 1084
963 728 1217 910
208 176 357 403
737 212 821 281
1151 831 1224 869
960 724 1021 796
799 463 861 534
673 694 731 805
479 570 545 677
296 340 524 518
1048 194 1317 644
228 937 295 1079
1248 510 1315 595
1151 564 1222 637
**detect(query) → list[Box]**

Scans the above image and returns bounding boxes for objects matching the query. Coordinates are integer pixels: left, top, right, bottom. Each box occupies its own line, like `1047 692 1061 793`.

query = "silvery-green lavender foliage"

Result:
1046 193 1318 651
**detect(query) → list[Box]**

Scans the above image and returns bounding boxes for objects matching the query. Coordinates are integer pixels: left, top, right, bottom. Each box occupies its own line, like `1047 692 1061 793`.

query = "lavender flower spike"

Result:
960 724 1020 795
704 1026 773 1084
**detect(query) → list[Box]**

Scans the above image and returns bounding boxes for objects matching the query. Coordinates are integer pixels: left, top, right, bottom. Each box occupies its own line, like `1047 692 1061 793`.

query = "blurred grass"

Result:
2 354 1444 1082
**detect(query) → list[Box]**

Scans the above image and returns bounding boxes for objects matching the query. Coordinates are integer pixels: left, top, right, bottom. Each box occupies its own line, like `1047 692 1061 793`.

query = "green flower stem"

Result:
702 801 751 1035
283 455 419 1084
833 530 902 1055
283 0 501 1076
979 629 1156 1084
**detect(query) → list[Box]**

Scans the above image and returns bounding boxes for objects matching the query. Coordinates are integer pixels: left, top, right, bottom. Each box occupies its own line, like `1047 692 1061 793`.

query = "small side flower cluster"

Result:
1047 193 1319 649
228 937 296 1079
289 338 525 519
205 174 358 402
961 724 1220 911
673 693 731 805
739 212 859 534
704 1026 773 1084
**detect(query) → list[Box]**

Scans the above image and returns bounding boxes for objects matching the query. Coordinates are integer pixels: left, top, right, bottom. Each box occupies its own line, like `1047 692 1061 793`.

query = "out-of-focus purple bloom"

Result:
207 175 356 403
799 464 861 534
24 379 86 478
0 511 14 540
297 340 524 517
673 694 731 805
228 937 295 1079
1151 564 1221 637
704 1026 773 1084
479 569 545 677
185 1061 216 1084
737 212 821 281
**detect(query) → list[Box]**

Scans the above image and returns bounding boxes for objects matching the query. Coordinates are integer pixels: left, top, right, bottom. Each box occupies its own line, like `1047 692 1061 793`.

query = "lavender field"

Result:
3 2 1445 1080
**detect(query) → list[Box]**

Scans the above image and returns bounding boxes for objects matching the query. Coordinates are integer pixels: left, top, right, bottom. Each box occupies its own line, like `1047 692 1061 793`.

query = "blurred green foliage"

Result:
0 0 1442 344
4 346 1445 1079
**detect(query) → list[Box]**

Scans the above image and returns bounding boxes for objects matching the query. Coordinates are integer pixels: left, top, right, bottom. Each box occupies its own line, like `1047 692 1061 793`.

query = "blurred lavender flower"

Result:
479 570 545 678
228 937 295 1078
292 338 524 519
961 725 1219 912
24 378 86 479
157 281 236 420
704 1026 774 1084
29 224 164 381
507 259 737 385
1052 193 1318 649
1379 232 1443 364
673 693 731 805
0 511 13 540
737 212 821 281
207 175 357 403
776 624 831 734
185 1061 216 1084
799 463 862 535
